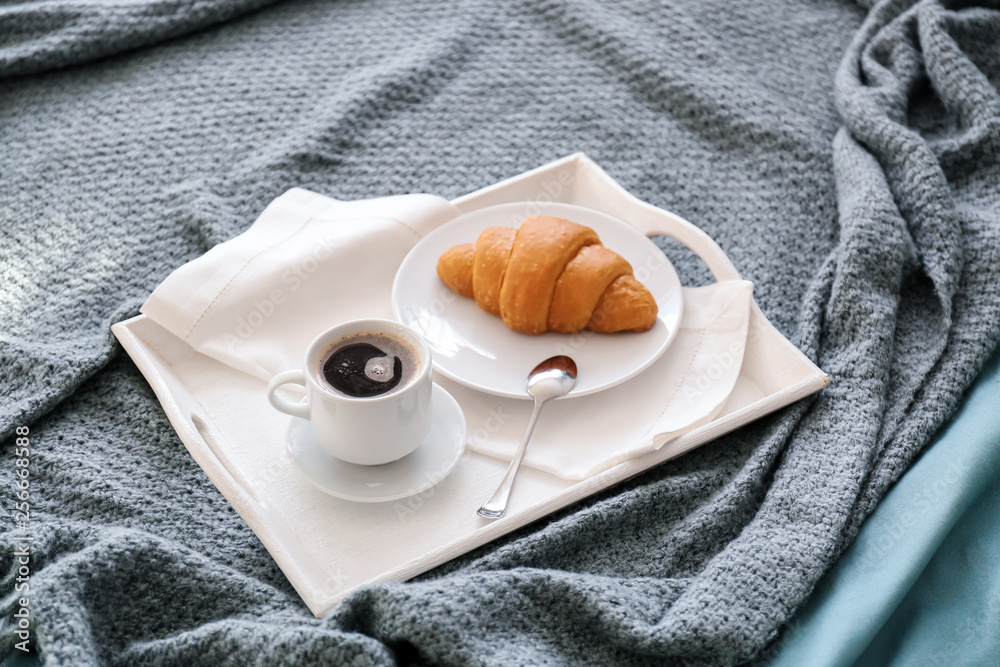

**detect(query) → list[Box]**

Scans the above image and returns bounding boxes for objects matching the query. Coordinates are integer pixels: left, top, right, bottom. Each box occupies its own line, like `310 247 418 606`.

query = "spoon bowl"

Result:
526 356 578 400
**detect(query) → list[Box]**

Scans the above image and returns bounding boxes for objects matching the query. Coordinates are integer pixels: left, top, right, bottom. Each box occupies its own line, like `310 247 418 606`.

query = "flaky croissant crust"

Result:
436 215 658 334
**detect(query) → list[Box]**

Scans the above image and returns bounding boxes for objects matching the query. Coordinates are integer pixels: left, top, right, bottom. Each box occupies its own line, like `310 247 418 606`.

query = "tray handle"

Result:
567 153 742 283
627 207 742 284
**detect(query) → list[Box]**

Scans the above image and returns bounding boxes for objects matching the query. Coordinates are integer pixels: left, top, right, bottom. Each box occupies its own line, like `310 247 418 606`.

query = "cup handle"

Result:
266 370 310 419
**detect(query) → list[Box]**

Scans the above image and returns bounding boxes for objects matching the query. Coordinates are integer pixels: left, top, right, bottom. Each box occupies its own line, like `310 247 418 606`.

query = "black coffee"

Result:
319 333 420 398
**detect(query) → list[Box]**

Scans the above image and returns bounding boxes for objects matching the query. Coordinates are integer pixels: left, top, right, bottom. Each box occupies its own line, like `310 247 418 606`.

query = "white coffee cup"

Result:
266 319 433 465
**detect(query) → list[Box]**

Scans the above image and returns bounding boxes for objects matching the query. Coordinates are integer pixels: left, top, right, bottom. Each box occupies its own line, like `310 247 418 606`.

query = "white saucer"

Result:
285 384 466 502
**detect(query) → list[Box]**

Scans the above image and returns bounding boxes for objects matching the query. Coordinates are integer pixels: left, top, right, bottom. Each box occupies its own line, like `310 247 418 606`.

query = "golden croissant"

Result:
436 215 658 334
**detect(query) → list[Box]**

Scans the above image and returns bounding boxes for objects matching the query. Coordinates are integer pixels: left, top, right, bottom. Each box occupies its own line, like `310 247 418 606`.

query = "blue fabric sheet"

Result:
767 347 1000 666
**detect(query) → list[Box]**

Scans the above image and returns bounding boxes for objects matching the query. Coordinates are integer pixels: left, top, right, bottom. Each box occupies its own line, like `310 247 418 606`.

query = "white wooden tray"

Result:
112 154 828 617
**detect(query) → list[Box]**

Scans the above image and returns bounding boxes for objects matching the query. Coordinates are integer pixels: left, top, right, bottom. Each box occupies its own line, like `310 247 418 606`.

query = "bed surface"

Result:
2 1 998 664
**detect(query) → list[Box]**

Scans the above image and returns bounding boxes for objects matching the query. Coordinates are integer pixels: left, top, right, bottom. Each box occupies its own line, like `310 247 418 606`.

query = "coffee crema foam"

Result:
317 332 421 398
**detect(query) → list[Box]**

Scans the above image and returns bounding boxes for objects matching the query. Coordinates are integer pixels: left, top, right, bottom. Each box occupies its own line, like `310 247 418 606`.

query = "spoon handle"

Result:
476 398 546 519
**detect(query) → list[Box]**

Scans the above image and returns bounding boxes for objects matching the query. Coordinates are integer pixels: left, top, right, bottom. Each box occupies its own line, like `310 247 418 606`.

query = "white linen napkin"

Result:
141 188 752 480
142 188 461 380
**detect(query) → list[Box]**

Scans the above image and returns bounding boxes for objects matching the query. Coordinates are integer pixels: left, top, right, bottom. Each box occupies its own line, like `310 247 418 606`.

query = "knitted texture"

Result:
2 0 999 665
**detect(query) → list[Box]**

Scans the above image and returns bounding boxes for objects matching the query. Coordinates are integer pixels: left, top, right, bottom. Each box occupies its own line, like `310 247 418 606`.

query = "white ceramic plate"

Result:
285 384 466 502
392 202 683 399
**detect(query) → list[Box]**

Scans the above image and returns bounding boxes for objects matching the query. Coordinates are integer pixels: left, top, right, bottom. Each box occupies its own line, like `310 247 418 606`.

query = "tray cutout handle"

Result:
631 209 741 284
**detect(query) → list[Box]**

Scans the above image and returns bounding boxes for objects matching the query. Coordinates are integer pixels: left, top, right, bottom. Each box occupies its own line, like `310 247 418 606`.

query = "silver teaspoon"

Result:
477 355 578 519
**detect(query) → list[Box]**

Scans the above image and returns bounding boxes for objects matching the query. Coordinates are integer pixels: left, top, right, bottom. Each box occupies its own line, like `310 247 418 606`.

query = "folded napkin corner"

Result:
141 191 460 381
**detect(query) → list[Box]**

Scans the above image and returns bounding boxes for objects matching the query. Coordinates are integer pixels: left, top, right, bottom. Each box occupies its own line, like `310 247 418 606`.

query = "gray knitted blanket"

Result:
2 0 999 665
